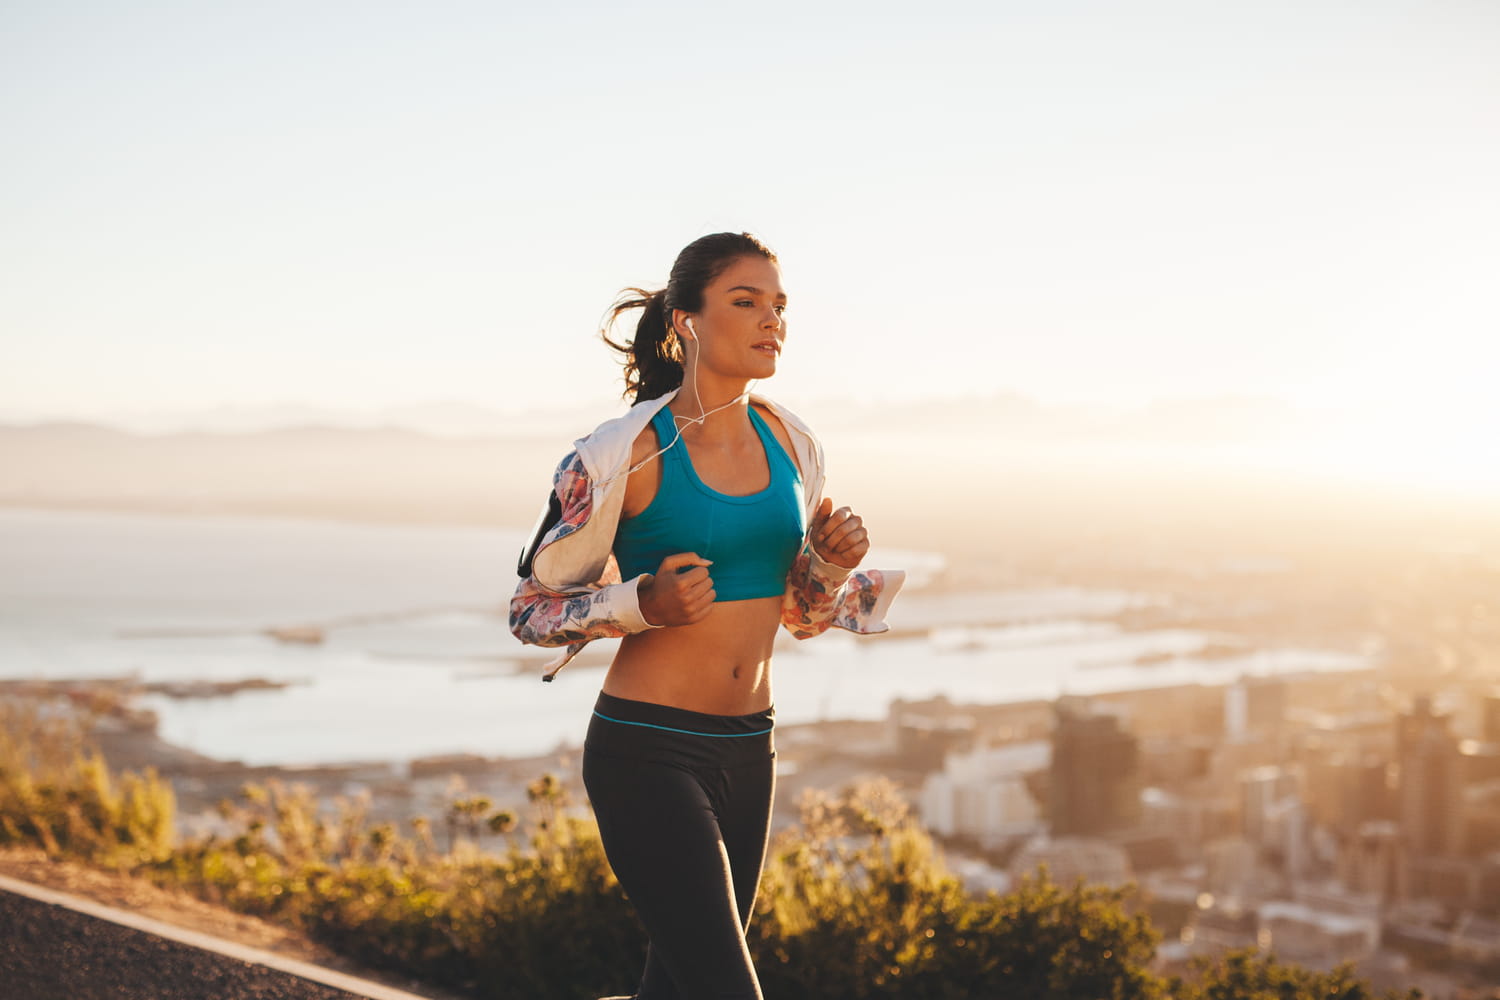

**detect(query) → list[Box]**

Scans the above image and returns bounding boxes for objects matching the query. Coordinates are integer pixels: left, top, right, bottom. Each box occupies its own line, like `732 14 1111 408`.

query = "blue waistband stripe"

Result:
591 711 773 738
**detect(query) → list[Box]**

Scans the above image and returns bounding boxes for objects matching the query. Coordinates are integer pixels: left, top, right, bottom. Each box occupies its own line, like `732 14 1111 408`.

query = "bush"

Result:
0 709 1422 1000
753 779 1165 1000
1176 948 1424 1000
0 700 175 867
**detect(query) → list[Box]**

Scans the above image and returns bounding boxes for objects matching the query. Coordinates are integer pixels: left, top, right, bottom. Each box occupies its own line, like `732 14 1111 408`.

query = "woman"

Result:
510 232 903 1000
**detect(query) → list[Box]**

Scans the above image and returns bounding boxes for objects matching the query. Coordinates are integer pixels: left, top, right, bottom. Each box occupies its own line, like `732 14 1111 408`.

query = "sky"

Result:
3 1 1498 490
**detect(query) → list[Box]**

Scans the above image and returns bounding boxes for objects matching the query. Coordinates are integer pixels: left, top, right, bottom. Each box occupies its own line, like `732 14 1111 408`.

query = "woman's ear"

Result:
670 309 696 342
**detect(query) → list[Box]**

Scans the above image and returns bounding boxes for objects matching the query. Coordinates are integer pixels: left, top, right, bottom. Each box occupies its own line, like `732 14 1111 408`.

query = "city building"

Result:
1186 902 1258 957
1302 752 1393 834
1008 835 1132 887
1224 675 1288 743
1336 820 1406 903
1482 690 1500 744
1406 855 1480 909
919 739 1048 847
1203 836 1264 908
1049 698 1142 836
1257 901 1380 970
1240 764 1298 844
1397 695 1466 859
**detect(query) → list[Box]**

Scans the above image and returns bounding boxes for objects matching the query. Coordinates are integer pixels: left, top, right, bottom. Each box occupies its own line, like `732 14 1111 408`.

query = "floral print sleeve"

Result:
781 544 904 640
509 565 640 648
509 450 653 651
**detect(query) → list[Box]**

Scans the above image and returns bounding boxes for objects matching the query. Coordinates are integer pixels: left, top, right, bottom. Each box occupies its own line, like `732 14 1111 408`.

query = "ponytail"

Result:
600 232 778 404
601 287 684 403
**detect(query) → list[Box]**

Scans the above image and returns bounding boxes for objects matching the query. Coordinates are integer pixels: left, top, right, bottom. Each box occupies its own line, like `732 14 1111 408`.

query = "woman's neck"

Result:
670 369 753 439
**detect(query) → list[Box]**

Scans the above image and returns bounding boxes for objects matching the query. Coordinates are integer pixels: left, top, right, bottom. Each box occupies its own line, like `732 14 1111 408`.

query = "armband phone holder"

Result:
517 491 563 578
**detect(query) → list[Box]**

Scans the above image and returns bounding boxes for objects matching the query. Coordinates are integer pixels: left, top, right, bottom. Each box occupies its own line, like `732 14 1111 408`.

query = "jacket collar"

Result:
574 387 824 501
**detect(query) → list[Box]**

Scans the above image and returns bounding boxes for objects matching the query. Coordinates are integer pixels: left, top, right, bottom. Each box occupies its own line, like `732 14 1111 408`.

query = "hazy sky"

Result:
3 2 1497 450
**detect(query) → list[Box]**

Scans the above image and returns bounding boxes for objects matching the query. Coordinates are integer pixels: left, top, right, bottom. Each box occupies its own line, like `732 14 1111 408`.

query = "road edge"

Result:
0 872 439 1000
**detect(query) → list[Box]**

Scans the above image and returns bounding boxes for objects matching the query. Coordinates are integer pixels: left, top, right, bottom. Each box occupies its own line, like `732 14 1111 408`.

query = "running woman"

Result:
511 231 903 1000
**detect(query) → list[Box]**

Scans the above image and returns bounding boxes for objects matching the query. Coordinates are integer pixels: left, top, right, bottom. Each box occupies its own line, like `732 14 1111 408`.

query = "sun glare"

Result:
1253 401 1500 499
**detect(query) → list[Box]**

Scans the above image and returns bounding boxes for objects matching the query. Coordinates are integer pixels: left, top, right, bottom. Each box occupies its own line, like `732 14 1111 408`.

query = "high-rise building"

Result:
1240 765 1312 877
1482 690 1500 744
920 740 1049 847
1224 676 1288 743
1301 752 1393 834
1395 695 1465 858
1336 820 1405 901
1049 698 1141 836
1240 765 1298 844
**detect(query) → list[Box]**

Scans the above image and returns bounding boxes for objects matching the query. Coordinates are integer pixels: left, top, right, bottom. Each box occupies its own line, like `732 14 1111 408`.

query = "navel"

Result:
732 666 742 680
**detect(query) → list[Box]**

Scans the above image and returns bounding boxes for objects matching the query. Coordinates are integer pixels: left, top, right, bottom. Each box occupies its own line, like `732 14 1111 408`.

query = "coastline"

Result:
0 676 903 845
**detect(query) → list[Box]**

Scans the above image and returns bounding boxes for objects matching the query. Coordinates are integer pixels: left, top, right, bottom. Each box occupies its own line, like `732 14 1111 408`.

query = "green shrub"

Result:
0 701 175 866
0 705 1423 1000
753 779 1165 1000
1175 948 1424 1000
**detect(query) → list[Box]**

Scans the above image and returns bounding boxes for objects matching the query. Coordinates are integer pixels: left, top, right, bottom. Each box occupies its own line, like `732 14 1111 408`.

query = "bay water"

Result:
0 508 1367 766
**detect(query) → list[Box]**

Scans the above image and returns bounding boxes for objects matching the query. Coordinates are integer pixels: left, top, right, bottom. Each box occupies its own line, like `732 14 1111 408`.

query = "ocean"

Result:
0 508 1368 766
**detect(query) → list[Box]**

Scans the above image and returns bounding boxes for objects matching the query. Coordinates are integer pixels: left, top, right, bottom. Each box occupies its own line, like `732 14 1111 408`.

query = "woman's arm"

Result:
509 450 656 647
509 573 650 647
780 498 904 639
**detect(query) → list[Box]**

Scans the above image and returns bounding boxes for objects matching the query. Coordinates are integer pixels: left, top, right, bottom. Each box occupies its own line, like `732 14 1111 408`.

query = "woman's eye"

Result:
774 305 786 315
734 299 754 307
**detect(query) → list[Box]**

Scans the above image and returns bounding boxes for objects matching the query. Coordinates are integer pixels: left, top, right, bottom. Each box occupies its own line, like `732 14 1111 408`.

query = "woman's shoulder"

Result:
749 393 821 448
749 393 825 488
570 392 676 480
749 400 797 466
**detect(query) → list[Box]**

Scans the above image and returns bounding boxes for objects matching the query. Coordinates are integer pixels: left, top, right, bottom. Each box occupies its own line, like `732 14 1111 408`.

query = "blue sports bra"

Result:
614 405 805 602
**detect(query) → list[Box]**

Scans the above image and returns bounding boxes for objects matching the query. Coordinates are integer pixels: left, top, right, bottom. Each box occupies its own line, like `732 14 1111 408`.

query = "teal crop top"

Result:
613 405 805 602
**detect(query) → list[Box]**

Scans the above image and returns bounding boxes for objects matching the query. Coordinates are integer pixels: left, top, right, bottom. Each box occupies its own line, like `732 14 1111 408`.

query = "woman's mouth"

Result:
752 340 781 357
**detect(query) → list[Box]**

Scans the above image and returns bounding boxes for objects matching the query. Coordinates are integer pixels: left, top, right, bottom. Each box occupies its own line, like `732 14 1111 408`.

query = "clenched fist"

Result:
811 497 869 570
638 552 716 627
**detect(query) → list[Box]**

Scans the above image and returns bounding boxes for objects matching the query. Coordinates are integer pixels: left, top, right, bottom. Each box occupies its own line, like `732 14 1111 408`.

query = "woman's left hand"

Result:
811 497 869 570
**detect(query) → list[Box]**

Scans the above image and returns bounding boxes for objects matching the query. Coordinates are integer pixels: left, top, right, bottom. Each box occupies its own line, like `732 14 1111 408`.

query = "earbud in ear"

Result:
684 318 697 340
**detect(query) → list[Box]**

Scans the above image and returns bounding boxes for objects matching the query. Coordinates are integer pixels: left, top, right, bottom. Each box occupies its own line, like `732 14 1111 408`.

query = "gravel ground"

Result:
0 888 374 1000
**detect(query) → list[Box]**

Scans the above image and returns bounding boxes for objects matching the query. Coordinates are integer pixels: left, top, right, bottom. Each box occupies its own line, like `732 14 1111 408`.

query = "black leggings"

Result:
582 691 776 1000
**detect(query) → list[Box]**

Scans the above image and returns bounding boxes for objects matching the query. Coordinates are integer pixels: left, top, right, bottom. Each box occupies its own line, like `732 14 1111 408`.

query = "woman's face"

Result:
684 255 787 382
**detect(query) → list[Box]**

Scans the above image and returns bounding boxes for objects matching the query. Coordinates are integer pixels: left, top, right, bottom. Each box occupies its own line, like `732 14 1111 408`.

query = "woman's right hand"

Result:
638 552 716 627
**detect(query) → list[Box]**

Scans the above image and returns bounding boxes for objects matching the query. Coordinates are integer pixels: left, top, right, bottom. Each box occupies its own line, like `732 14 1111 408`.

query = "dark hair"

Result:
602 232 778 403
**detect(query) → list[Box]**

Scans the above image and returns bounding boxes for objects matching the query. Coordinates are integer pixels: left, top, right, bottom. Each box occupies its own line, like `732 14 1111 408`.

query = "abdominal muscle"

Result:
602 594 783 716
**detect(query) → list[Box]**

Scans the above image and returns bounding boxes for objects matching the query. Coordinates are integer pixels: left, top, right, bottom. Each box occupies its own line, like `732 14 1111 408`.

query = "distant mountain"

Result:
0 392 1302 444
0 400 620 439
0 421 562 528
0 392 1340 559
1 400 1487 570
796 392 1302 444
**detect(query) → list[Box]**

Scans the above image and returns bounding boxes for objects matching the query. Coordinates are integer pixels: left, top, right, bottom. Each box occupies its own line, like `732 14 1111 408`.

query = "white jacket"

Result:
510 388 905 680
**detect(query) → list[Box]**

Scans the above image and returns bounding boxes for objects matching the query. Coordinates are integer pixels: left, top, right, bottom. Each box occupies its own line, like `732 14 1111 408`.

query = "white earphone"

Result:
593 313 754 490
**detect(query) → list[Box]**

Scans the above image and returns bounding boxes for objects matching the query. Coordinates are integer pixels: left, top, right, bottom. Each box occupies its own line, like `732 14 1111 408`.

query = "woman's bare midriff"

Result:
602 594 782 716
